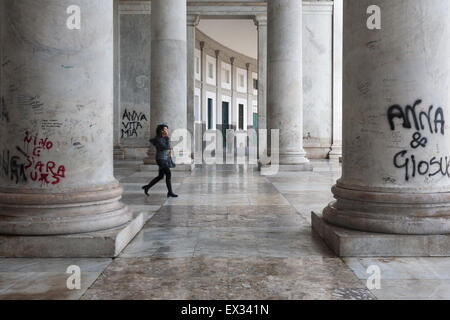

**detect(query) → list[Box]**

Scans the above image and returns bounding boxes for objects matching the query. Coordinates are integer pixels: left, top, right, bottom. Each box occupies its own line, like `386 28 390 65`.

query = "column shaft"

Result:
187 15 199 158
324 0 450 234
267 0 308 164
254 16 267 132
150 0 188 158
329 0 343 159
0 0 130 235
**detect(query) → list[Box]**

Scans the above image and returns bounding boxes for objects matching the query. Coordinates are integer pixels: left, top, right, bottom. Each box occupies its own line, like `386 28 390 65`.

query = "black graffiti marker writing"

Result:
121 109 148 138
410 132 428 149
387 99 445 135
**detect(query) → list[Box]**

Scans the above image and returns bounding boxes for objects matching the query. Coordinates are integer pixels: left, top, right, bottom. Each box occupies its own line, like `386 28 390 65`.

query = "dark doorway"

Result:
239 104 244 130
208 98 213 130
222 102 230 147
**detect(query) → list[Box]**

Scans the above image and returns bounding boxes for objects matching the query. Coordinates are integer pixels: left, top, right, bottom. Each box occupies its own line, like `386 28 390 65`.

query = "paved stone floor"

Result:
2 160 450 299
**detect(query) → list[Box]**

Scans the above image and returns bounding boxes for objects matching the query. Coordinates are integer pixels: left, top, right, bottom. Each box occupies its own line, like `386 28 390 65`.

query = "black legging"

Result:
147 166 173 193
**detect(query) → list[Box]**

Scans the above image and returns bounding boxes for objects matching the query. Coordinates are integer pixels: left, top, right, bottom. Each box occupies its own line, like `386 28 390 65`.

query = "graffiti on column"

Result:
0 148 28 184
121 109 148 138
388 99 448 181
23 131 66 185
0 97 9 123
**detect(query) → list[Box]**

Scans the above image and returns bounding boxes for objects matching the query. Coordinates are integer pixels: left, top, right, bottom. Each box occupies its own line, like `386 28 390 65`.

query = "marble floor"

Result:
1 160 450 299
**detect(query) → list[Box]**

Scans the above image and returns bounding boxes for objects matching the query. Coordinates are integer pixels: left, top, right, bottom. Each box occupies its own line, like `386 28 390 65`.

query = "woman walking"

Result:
142 123 178 198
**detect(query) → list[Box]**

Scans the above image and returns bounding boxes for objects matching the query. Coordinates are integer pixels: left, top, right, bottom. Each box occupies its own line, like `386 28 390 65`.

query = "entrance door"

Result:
222 102 229 147
207 98 213 130
238 104 244 130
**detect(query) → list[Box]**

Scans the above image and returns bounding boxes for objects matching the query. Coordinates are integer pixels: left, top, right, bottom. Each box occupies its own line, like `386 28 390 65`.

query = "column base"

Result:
0 182 132 235
279 152 310 165
312 212 450 257
324 184 450 235
328 144 342 160
0 210 149 258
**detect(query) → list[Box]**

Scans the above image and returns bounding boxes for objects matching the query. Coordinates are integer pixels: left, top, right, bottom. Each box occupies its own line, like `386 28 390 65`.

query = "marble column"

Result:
0 0 131 235
215 50 223 155
230 57 236 130
267 0 308 165
323 0 450 235
187 15 200 157
329 0 343 160
148 0 189 163
254 15 267 132
246 63 253 130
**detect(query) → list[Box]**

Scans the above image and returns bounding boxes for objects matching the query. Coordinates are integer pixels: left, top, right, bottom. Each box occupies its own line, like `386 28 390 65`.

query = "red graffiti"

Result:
23 131 66 185
29 161 66 185
24 131 54 157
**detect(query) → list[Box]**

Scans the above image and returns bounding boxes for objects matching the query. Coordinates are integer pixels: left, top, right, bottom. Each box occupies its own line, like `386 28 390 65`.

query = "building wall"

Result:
195 30 258 142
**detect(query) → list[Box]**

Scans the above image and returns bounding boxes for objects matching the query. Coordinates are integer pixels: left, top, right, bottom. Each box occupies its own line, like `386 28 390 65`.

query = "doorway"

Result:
222 102 230 147
207 98 213 130
238 104 244 130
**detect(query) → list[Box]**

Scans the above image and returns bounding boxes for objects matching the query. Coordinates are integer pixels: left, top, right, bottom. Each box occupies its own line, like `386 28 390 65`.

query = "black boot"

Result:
166 178 178 198
141 185 150 196
142 176 162 196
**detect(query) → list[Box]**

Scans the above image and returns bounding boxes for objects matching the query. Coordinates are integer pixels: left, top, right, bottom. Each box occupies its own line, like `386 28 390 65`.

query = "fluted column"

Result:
148 0 189 163
267 0 308 165
0 0 131 235
323 0 450 235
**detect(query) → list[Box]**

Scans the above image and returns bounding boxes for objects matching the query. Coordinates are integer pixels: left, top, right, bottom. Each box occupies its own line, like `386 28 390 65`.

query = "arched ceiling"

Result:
197 19 258 59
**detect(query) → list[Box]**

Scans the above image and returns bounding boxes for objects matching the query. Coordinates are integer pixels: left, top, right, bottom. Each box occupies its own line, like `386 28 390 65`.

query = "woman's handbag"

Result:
168 152 176 168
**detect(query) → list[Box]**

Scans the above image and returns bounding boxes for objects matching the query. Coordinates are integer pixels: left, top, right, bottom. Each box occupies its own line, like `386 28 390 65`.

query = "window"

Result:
221 62 232 90
236 68 247 93
224 70 230 84
206 56 216 86
253 79 258 90
208 63 214 79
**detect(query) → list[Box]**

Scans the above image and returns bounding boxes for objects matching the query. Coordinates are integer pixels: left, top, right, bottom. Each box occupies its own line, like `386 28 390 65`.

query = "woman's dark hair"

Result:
156 124 168 137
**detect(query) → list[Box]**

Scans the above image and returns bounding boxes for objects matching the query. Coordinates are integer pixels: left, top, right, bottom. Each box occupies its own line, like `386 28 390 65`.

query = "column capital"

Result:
230 57 235 65
215 50 220 58
246 63 250 70
253 15 267 27
199 41 205 50
187 14 200 27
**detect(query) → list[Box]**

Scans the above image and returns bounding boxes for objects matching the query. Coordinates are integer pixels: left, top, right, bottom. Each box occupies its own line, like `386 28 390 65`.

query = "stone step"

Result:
0 210 149 258
140 164 194 172
312 212 450 257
